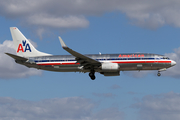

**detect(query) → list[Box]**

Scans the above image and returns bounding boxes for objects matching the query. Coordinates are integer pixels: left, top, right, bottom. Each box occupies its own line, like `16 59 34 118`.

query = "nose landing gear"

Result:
157 72 161 77
157 68 166 77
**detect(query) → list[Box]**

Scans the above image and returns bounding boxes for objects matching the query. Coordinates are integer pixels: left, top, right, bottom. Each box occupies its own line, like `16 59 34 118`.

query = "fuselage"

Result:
19 53 176 73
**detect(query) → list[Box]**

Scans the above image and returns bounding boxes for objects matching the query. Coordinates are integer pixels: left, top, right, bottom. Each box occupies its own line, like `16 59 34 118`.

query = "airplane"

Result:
6 27 176 80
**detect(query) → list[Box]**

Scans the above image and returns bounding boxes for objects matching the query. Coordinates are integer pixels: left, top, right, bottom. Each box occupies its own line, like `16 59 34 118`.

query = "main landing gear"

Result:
89 70 95 80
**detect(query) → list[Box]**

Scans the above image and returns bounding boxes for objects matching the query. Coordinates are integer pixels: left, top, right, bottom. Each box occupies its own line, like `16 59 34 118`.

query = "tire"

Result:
91 75 96 80
157 73 161 76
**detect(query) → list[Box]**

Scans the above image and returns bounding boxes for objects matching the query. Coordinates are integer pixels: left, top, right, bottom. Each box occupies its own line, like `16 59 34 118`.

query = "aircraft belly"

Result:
42 65 81 72
119 63 171 71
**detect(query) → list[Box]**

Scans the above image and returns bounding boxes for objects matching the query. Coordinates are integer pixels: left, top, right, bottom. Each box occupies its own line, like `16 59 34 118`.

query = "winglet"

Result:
59 36 67 48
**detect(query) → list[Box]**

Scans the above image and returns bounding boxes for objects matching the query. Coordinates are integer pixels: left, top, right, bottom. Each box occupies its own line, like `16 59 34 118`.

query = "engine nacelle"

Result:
101 63 120 71
101 72 120 76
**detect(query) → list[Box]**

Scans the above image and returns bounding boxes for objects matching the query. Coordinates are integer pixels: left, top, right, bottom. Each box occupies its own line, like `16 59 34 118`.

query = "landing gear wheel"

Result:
91 75 96 80
89 70 96 80
89 72 94 77
157 72 161 77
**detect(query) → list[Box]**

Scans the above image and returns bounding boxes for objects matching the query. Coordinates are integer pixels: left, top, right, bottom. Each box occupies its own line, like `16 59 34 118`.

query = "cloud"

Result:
1 0 180 36
0 97 124 120
164 47 180 78
110 84 121 89
128 91 138 95
26 15 89 29
0 40 41 79
133 92 180 120
92 107 124 120
92 93 117 98
117 0 180 29
28 39 37 48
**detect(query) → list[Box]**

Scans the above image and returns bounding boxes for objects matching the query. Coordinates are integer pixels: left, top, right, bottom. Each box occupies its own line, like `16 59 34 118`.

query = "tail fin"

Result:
10 27 51 57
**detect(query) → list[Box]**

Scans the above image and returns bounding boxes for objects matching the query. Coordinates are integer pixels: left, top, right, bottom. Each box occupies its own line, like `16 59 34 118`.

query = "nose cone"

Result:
171 60 176 66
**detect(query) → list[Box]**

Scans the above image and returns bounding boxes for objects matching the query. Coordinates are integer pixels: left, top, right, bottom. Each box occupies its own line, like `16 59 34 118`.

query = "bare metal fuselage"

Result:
17 53 173 73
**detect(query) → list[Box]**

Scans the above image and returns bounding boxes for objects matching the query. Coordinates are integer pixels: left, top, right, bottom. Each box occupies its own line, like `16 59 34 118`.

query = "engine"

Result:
101 63 120 70
101 72 120 76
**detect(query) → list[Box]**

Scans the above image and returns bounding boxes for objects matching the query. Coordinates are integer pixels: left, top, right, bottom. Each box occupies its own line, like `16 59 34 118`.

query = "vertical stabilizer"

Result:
10 27 51 57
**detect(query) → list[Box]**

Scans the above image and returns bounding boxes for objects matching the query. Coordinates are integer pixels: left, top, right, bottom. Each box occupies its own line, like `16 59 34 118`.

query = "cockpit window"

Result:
163 57 170 59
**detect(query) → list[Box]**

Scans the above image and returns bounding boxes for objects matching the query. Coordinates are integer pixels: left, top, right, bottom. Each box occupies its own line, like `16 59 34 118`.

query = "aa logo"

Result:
17 40 31 53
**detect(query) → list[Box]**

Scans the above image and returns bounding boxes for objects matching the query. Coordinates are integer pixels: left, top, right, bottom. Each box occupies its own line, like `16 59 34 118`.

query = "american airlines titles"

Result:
118 54 144 58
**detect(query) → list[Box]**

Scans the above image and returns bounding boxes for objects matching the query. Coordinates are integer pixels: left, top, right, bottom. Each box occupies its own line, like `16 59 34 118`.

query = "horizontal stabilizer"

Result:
5 53 28 61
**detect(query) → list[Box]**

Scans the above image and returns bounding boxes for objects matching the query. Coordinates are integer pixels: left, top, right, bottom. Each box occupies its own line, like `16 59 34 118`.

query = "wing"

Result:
59 37 101 69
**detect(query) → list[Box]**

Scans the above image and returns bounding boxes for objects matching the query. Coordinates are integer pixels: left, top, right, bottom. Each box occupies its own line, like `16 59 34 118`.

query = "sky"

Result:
1 0 180 120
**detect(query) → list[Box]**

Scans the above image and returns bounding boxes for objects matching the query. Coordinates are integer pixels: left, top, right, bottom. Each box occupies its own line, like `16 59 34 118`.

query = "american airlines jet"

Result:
6 27 176 80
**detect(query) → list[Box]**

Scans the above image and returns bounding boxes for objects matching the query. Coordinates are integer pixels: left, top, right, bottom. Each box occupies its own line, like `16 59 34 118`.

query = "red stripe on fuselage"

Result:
113 61 171 64
37 62 80 66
